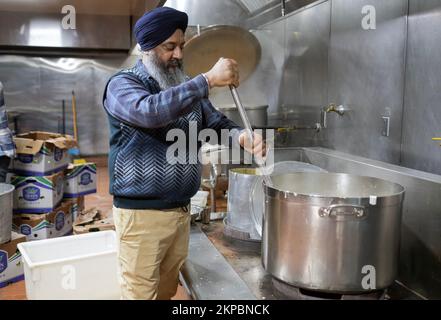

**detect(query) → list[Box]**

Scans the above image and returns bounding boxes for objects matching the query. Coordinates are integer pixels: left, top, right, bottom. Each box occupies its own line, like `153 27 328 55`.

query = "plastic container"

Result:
0 183 14 244
191 190 209 212
17 230 120 300
190 190 210 224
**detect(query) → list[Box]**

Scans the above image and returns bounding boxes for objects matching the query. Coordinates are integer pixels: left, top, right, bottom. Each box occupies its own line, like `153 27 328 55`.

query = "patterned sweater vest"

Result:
103 66 203 207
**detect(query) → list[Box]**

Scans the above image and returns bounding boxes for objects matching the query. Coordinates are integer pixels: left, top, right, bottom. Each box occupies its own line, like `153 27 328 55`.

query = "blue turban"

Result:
134 7 188 51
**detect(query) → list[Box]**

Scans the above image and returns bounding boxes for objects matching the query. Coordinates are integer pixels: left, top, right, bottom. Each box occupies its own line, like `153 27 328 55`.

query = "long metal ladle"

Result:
229 86 273 187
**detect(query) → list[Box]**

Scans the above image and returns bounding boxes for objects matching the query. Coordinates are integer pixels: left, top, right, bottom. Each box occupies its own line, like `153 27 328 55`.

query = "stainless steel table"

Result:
181 221 423 300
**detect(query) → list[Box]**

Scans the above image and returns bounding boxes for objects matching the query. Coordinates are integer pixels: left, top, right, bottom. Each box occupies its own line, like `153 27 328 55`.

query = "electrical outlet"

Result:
382 116 390 137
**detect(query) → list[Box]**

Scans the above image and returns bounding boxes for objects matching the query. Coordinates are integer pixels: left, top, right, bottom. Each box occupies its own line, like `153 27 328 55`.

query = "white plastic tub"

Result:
18 231 121 300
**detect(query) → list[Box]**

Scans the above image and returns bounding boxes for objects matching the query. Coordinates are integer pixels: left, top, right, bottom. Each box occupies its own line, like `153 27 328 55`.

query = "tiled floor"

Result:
0 156 191 300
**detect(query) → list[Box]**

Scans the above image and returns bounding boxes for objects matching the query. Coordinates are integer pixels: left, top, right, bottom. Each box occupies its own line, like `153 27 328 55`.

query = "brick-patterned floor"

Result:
0 156 191 300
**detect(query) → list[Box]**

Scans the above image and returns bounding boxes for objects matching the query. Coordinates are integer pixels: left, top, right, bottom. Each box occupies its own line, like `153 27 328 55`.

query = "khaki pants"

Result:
113 206 190 300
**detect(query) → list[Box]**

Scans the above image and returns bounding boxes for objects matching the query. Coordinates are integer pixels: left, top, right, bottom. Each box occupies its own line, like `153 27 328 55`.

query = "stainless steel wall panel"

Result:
165 0 249 27
245 0 317 29
278 0 330 147
401 0 441 175
326 0 408 164
0 56 41 109
252 22 287 115
0 11 130 50
0 55 127 155
282 1 330 112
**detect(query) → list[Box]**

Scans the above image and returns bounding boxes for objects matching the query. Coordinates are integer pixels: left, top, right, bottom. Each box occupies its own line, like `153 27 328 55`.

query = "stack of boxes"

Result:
1 131 98 288
11 132 76 242
9 131 97 242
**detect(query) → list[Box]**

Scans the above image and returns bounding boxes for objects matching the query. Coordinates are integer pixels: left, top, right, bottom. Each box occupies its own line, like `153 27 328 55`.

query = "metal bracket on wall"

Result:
382 116 390 137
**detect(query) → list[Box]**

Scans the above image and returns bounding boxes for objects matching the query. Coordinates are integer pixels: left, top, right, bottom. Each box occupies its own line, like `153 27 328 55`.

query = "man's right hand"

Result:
204 58 239 89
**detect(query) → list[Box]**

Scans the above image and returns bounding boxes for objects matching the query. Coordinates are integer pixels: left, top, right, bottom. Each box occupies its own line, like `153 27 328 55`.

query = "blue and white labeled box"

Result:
0 231 26 288
12 202 73 241
63 196 85 221
11 171 64 213
13 131 76 176
64 163 97 198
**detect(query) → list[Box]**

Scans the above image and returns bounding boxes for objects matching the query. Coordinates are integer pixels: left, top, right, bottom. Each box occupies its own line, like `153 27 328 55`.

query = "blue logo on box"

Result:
18 154 33 164
80 172 92 186
55 211 65 231
0 250 7 273
20 224 32 235
23 186 40 201
54 148 63 161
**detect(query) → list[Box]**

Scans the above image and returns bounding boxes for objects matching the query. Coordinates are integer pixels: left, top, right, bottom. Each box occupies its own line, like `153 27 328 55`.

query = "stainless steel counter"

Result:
192 221 275 300
180 223 256 300
181 221 423 300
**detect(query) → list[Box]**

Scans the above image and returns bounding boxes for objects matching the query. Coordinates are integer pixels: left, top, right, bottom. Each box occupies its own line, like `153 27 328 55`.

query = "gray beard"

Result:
142 52 187 90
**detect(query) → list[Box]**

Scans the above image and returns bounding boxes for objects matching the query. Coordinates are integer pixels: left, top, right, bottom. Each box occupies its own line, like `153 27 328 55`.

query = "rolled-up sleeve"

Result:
104 74 209 129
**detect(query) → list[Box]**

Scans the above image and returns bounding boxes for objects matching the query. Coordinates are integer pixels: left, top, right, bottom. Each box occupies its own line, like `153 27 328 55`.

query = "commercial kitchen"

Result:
0 0 440 301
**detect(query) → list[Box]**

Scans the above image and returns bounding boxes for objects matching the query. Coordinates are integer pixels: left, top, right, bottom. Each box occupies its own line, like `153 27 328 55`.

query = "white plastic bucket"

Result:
18 230 121 300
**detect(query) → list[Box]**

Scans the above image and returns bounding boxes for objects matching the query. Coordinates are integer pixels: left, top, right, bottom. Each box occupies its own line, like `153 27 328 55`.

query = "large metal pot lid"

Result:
183 25 261 83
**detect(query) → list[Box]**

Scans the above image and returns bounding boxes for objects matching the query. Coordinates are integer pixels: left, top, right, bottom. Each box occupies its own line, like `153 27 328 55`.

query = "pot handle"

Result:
319 204 366 219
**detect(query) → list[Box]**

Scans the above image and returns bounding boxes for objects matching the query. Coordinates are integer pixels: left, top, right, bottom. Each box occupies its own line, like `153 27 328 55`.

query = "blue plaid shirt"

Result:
0 82 15 158
104 60 243 139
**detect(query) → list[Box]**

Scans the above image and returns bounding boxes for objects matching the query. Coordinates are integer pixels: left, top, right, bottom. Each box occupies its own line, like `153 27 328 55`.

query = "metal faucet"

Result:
325 103 346 116
320 103 347 129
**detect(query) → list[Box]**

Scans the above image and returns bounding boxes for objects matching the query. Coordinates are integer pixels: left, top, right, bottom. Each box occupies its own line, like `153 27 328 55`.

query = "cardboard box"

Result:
63 196 85 221
12 202 73 241
73 218 115 235
0 232 26 288
11 171 64 213
13 131 76 176
64 163 97 198
73 208 114 235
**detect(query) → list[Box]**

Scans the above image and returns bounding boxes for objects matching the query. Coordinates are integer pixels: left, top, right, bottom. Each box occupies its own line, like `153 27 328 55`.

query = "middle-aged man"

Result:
103 7 265 300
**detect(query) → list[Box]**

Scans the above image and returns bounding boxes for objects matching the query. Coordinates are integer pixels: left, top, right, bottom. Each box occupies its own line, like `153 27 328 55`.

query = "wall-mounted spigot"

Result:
325 103 346 116
319 103 347 129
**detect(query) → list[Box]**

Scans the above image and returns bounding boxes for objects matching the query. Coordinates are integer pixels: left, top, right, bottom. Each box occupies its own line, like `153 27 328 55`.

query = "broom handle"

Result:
72 90 78 142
